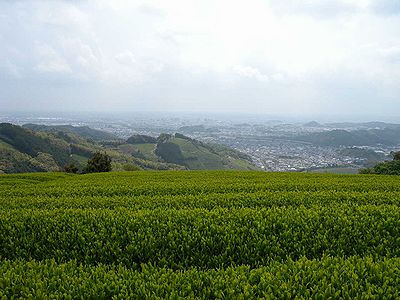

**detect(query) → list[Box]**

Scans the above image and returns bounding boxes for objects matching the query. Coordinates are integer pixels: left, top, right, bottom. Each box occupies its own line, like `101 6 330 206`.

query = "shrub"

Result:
85 152 112 173
64 163 79 174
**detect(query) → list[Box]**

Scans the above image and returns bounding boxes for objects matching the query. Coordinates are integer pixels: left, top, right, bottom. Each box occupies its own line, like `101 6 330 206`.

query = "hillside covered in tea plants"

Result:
1 171 400 298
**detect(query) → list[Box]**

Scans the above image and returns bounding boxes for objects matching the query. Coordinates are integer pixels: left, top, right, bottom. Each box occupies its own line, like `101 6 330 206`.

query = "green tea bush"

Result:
1 171 400 297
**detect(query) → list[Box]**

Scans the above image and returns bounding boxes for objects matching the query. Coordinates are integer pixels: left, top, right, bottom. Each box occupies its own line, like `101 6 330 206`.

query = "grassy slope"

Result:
171 137 224 169
70 154 89 166
119 143 158 161
170 137 257 170
123 136 258 170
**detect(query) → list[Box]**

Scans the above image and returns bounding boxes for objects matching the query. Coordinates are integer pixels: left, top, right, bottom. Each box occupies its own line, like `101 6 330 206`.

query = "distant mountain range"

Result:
302 121 400 130
303 121 323 128
325 122 400 130
295 127 400 146
0 123 258 174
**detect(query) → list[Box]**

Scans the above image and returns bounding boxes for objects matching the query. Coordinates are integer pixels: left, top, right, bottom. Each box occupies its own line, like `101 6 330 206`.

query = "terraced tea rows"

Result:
1 171 400 298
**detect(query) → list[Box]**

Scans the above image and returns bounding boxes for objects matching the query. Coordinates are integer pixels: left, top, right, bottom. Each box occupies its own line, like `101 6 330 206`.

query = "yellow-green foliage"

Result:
1 257 400 299
30 152 60 172
1 171 400 298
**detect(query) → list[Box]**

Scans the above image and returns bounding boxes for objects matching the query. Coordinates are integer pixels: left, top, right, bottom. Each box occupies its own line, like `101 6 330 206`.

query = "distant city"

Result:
2 112 398 173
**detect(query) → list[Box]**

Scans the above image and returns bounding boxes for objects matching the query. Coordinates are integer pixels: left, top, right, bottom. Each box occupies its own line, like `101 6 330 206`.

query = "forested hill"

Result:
23 123 117 141
0 123 257 173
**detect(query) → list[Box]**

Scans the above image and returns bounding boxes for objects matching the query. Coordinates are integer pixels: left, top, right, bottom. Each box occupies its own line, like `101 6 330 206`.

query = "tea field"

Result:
1 171 400 298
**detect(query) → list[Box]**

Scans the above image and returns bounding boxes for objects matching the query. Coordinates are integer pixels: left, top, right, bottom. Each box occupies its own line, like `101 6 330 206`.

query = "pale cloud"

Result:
34 42 72 74
115 51 136 66
58 37 101 78
378 46 400 63
233 65 270 82
0 0 399 116
268 0 400 17
267 0 364 18
369 0 400 15
1 60 23 78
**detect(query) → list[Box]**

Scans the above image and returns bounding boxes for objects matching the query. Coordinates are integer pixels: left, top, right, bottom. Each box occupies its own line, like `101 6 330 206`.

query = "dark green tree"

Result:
64 163 79 174
360 150 400 175
392 151 400 161
85 152 112 173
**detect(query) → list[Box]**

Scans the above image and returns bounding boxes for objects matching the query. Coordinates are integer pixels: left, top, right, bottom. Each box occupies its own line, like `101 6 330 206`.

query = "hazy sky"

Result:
0 0 399 117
